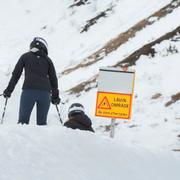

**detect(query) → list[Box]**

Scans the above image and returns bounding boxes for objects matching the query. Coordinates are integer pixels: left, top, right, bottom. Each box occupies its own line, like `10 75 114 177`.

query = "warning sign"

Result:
96 92 132 119
98 96 111 109
95 67 135 120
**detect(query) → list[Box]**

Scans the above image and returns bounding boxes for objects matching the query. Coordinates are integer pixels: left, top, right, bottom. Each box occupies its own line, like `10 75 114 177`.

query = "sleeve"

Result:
84 115 92 126
85 115 95 132
6 55 25 93
48 58 59 96
89 126 95 133
64 121 76 129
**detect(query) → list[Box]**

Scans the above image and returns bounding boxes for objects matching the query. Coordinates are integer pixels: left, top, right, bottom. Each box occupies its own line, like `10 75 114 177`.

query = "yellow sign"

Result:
95 92 132 119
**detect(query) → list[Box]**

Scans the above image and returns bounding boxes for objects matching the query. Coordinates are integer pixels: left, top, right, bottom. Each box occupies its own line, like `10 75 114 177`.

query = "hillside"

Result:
0 0 180 179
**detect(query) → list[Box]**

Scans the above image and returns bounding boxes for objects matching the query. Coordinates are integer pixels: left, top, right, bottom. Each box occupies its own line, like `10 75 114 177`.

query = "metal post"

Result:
110 118 116 138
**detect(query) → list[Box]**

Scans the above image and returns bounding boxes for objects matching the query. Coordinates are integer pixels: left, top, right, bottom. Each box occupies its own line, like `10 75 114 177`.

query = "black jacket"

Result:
64 113 94 132
6 51 58 94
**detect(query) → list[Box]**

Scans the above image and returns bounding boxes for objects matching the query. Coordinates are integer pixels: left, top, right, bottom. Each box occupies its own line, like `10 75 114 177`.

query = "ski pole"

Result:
55 104 63 124
0 98 8 124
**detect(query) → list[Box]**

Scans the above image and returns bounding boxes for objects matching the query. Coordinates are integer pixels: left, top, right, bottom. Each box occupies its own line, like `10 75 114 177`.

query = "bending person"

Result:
64 103 94 132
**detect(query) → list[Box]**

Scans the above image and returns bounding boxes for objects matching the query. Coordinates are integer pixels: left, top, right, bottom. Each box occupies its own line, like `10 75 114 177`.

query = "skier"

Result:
64 103 94 132
3 37 60 125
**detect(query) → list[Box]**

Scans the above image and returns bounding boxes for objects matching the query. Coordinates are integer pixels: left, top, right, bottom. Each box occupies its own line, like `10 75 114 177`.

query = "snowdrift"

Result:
0 125 179 180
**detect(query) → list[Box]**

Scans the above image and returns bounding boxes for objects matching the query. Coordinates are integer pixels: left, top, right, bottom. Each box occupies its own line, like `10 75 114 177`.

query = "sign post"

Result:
95 67 135 138
110 118 116 138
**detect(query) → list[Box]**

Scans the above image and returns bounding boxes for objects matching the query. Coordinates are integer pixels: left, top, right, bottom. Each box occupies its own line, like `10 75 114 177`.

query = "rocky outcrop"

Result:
62 0 180 76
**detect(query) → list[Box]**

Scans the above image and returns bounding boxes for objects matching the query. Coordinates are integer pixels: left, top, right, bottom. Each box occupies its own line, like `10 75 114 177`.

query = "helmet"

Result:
30 37 48 55
68 103 85 118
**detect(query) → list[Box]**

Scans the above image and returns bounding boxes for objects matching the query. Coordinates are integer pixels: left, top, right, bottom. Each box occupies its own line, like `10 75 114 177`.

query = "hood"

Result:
30 47 47 58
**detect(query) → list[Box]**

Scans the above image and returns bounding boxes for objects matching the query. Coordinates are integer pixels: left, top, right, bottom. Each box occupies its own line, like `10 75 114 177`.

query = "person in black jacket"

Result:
3 37 60 125
64 103 94 132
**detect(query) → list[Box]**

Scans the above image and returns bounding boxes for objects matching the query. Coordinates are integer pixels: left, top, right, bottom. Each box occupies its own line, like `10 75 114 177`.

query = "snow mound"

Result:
0 125 179 180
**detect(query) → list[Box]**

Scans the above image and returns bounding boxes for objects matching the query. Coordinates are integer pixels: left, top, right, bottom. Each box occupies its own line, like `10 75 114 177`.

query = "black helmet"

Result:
30 37 48 55
68 103 85 118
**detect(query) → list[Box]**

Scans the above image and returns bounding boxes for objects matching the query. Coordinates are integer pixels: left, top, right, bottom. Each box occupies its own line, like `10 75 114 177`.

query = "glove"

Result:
51 89 60 105
3 89 11 98
51 96 61 105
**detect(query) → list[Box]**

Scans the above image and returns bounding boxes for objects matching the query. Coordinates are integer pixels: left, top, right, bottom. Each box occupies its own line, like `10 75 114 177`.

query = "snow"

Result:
0 126 179 180
0 0 172 68
60 6 180 91
0 0 180 179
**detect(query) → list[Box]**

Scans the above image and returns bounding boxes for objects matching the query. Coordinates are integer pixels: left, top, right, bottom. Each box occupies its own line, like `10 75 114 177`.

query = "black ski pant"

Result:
18 89 50 125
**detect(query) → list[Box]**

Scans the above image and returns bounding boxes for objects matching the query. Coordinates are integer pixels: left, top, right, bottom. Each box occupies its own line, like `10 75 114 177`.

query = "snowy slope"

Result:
0 126 179 180
0 0 180 179
0 0 176 123
0 0 172 69
60 6 180 91
78 34 180 150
